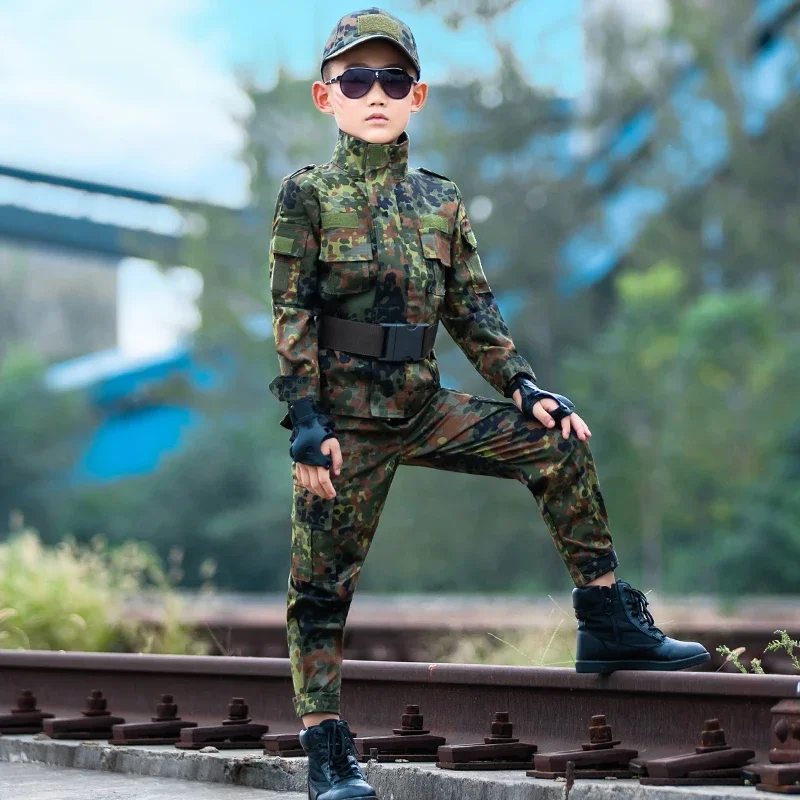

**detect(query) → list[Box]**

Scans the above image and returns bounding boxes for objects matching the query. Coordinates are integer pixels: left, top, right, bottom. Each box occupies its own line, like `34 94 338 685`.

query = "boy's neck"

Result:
332 128 409 180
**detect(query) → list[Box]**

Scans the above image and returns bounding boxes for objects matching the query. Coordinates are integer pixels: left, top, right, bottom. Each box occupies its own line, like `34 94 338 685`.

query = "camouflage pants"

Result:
286 387 618 717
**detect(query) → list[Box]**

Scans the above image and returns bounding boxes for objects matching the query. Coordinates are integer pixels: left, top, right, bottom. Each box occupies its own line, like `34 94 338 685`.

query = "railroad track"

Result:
0 650 797 761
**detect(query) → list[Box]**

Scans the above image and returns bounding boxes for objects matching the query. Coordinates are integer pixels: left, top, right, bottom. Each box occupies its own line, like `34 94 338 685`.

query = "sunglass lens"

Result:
380 70 413 99
339 68 374 99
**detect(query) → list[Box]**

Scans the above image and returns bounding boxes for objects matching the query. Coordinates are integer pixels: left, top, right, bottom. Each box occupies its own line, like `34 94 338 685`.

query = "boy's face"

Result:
312 39 427 144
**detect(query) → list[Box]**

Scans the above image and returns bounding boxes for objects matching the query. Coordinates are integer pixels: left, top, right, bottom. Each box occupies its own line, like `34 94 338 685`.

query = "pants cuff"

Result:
293 691 341 718
573 550 619 587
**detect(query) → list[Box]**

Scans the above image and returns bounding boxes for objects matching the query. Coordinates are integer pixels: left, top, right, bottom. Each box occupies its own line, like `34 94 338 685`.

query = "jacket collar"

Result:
332 128 409 181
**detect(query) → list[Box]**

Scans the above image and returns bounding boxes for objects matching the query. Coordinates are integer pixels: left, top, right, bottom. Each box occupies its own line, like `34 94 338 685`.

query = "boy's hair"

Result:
321 59 336 82
321 45 417 83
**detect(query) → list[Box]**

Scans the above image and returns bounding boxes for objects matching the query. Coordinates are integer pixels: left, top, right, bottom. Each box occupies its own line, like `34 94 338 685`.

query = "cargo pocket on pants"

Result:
290 484 335 584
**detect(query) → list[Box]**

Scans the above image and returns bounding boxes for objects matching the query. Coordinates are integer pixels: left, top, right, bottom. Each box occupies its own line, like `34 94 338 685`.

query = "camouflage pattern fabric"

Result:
268 128 537 424
286 388 619 716
320 8 421 79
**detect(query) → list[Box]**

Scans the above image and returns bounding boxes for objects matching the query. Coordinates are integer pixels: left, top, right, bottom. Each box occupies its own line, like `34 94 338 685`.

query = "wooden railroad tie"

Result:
527 714 638 780
631 718 754 786
0 690 55 734
437 711 537 770
353 704 445 763
42 690 125 739
109 694 198 745
174 697 268 749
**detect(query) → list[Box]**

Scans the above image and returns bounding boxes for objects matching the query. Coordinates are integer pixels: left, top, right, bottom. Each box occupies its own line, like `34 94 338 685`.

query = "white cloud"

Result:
117 258 202 358
0 0 252 206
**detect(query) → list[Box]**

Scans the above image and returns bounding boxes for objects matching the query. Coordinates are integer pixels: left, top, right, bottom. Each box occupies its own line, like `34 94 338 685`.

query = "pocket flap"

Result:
420 214 451 234
272 220 308 258
419 228 452 267
291 485 335 530
320 228 374 261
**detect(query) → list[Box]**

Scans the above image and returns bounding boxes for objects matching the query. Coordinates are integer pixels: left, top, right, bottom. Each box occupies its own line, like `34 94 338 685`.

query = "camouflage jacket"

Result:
268 128 536 428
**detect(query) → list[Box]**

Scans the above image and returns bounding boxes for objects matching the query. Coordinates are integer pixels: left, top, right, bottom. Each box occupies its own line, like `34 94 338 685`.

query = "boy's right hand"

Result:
295 437 342 499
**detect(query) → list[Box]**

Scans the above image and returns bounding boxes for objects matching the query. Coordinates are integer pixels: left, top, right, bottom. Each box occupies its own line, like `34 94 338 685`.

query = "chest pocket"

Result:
319 225 376 296
418 217 451 298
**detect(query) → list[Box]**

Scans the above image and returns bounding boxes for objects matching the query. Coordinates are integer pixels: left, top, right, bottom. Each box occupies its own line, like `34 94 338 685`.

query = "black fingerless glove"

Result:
287 397 336 468
506 375 575 423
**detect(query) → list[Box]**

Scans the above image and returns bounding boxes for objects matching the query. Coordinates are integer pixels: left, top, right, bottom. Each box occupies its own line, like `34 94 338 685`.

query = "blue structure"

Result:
25 0 800 482
46 343 216 482
559 0 800 293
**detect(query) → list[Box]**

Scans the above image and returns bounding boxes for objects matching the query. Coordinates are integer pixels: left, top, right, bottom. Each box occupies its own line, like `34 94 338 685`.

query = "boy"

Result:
268 8 709 799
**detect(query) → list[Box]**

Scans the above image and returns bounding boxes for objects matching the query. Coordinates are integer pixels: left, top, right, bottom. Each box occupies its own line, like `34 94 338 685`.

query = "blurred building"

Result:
0 164 197 364
0 237 117 363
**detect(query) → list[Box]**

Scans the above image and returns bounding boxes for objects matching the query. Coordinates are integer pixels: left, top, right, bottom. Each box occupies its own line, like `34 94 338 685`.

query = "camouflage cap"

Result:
320 8 421 81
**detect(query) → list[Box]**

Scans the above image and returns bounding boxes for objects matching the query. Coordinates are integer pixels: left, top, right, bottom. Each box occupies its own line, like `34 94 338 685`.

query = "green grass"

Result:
425 600 576 667
0 520 210 655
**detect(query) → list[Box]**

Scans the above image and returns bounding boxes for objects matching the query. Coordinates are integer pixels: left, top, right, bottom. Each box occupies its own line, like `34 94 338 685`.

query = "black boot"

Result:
572 580 710 673
299 718 377 800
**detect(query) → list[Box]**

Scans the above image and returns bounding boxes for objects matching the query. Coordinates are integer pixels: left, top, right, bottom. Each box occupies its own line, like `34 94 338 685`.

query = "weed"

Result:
0 520 210 655
764 630 800 672
716 629 798 675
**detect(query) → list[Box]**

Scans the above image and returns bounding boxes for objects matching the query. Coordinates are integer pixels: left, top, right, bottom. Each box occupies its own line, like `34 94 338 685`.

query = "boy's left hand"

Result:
512 389 592 441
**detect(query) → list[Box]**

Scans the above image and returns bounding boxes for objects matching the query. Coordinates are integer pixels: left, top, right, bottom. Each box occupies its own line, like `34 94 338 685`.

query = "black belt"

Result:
318 315 438 362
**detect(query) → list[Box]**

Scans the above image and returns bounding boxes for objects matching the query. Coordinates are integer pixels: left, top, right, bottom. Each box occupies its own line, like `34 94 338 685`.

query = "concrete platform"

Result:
0 760 306 799
0 734 768 799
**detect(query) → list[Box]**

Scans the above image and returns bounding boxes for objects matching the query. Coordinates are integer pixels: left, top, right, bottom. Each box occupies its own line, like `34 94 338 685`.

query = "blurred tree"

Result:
36 0 800 595
0 346 88 537
58 417 292 592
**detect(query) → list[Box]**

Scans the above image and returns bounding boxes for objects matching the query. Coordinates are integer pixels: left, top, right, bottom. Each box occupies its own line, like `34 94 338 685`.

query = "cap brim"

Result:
321 35 420 79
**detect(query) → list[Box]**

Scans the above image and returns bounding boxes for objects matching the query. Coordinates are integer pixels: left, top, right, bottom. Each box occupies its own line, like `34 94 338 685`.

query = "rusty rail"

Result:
1 650 798 759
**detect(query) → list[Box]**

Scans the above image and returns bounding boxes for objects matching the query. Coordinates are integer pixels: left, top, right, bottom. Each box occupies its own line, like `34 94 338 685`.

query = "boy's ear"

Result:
410 81 428 114
312 81 336 115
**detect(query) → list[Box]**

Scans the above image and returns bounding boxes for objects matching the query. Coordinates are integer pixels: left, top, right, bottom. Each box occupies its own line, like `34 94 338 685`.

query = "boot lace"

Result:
328 722 364 783
624 586 665 638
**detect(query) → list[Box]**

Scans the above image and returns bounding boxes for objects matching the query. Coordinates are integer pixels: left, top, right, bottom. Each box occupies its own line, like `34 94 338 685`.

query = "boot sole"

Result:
575 651 711 673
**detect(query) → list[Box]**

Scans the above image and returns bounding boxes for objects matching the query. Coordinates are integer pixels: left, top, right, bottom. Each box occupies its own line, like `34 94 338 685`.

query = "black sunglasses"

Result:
324 67 416 100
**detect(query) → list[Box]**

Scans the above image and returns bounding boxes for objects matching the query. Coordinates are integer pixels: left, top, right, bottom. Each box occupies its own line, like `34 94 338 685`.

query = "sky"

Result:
0 0 587 207
0 0 641 360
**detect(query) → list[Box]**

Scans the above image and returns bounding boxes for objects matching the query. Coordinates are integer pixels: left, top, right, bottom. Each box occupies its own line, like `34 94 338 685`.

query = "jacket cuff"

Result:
268 374 318 404
502 363 537 398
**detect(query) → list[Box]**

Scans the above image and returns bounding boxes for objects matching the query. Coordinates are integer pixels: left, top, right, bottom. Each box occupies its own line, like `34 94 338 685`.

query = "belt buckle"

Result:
379 322 429 362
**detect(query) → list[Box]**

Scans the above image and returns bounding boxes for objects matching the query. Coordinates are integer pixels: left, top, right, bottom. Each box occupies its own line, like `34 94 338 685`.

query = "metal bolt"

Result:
699 718 727 749
491 711 514 739
11 690 40 714
589 714 613 745
83 689 110 717
400 704 423 731
223 697 252 725
153 694 180 722
694 717 732 754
